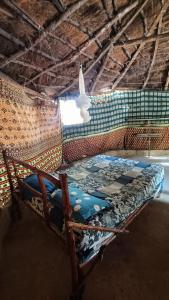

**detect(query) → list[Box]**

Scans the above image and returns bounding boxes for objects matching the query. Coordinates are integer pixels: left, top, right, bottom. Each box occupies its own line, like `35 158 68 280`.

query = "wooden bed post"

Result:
2 149 21 221
60 173 83 300
37 174 50 225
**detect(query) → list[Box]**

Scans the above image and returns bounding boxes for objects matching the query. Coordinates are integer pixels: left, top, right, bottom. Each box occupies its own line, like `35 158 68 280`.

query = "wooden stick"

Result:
111 0 169 91
4 154 61 188
58 1 149 96
51 0 65 13
67 18 104 50
90 0 150 92
25 1 138 85
0 26 60 63
68 221 129 234
38 174 49 223
59 174 79 296
0 6 13 18
0 27 24 47
143 15 163 88
113 31 169 48
0 0 87 69
3 0 42 31
165 71 169 89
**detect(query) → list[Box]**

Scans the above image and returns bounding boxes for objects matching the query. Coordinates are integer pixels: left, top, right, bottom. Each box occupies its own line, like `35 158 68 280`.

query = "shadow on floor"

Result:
1 199 169 300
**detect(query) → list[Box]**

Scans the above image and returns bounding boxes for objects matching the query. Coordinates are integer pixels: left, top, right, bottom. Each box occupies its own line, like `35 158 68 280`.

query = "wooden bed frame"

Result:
2 150 149 300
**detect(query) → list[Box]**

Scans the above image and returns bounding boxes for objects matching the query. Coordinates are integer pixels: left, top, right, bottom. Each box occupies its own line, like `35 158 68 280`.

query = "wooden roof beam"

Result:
143 15 163 88
0 26 60 63
90 0 150 93
0 0 87 69
113 30 169 48
111 0 169 91
3 0 81 62
165 71 169 89
0 5 13 18
50 0 65 13
141 10 148 35
25 1 139 85
3 0 42 31
67 19 102 50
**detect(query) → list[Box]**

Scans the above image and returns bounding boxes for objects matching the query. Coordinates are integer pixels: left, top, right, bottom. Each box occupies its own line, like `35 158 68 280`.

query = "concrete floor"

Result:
0 151 169 300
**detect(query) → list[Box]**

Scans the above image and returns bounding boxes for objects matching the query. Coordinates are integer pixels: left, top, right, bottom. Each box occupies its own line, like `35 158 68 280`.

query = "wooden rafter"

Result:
3 0 42 31
67 19 102 50
0 0 87 69
48 32 93 60
165 71 169 89
25 1 139 86
0 26 61 63
0 27 24 47
51 0 65 13
90 0 150 93
3 0 91 62
112 30 169 48
143 15 163 88
111 0 169 91
141 10 148 35
0 5 13 18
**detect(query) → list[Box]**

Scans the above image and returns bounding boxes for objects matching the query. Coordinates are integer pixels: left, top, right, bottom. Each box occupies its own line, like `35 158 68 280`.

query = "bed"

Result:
2 151 164 300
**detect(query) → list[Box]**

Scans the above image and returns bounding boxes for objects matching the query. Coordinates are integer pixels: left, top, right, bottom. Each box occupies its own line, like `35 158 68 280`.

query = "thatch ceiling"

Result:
1 0 169 98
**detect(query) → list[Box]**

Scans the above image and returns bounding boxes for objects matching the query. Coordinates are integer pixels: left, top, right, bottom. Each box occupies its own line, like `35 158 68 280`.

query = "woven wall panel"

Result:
0 77 62 207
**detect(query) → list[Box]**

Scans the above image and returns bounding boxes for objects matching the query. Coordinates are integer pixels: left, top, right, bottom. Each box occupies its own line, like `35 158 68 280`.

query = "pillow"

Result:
22 174 56 200
51 184 111 223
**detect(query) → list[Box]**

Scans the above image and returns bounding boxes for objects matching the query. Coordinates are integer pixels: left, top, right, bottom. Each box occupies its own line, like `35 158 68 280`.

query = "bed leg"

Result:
10 193 22 222
71 282 85 300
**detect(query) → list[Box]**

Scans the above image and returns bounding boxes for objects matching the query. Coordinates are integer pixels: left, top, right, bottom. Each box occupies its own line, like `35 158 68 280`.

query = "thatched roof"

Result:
1 0 169 98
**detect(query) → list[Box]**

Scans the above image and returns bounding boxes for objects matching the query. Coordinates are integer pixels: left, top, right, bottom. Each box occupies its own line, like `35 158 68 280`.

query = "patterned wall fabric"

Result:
61 90 169 161
63 128 126 162
0 76 62 207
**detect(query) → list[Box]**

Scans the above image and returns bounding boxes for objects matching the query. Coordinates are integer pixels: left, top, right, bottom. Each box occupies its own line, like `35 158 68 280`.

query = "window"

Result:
60 100 83 125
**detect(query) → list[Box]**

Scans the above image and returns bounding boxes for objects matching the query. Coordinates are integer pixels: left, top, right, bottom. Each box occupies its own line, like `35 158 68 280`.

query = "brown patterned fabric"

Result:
63 128 126 162
0 76 62 207
125 127 169 150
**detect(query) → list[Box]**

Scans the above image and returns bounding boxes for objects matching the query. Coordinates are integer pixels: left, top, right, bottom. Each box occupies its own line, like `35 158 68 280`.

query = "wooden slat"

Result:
25 1 139 86
51 0 65 13
143 15 163 88
113 30 169 48
90 0 149 93
111 0 169 91
0 6 13 18
18 179 42 198
0 0 87 69
3 0 42 31
5 155 61 188
165 71 169 89
68 221 129 234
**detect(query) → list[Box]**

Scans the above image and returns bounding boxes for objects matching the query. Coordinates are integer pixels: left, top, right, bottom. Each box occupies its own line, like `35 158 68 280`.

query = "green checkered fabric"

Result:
60 90 169 141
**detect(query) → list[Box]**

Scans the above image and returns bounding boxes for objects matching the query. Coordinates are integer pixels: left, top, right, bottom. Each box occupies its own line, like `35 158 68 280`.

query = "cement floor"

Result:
0 152 169 300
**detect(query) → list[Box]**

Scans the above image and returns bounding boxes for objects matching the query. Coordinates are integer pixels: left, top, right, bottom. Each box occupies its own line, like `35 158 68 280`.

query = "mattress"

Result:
24 155 164 263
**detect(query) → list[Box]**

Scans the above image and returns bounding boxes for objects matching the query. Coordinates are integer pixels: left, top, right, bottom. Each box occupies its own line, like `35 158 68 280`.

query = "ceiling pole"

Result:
143 15 163 88
112 31 169 48
164 71 169 89
90 0 150 93
25 1 138 86
50 0 65 13
111 0 169 91
0 0 88 69
3 0 42 31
